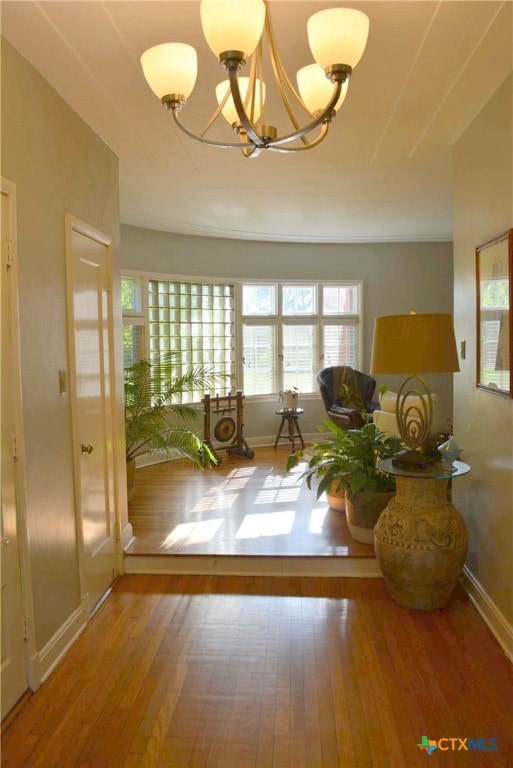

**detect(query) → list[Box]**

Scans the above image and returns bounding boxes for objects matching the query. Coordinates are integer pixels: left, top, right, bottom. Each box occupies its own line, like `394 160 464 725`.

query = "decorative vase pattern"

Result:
374 476 468 610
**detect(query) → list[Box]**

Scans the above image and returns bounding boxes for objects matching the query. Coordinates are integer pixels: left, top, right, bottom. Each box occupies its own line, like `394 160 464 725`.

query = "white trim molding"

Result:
462 566 513 663
26 600 88 691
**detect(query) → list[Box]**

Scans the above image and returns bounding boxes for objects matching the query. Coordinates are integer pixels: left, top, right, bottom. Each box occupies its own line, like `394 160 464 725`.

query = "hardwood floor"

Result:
126 446 372 558
2 574 512 768
5 450 512 767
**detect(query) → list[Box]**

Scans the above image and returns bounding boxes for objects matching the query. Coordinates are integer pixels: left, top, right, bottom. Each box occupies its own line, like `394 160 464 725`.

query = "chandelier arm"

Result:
170 110 248 150
264 1 310 146
228 68 266 147
200 89 231 139
265 122 330 153
267 81 341 148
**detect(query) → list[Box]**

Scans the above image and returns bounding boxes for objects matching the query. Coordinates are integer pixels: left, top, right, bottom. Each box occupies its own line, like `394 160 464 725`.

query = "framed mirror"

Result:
476 229 513 397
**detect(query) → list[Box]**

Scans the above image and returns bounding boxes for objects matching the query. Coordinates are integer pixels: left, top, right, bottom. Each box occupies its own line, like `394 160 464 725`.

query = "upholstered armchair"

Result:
317 366 379 429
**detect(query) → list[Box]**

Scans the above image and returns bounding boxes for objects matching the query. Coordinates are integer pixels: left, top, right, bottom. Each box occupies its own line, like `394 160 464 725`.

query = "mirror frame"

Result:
476 228 513 398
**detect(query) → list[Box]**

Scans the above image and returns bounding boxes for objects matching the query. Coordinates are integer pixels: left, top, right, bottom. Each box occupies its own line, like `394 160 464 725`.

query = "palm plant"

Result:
124 352 223 468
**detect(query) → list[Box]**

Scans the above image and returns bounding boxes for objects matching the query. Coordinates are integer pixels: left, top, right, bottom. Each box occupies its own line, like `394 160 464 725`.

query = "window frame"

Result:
121 270 364 402
240 279 363 398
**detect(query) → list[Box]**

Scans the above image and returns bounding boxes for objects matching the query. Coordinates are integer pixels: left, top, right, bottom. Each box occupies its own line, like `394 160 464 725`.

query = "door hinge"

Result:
12 432 20 459
23 616 30 641
106 268 113 293
5 239 15 267
114 520 121 540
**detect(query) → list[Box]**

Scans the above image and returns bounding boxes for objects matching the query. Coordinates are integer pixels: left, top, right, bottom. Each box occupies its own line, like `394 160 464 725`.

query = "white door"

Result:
1 181 28 717
66 216 117 614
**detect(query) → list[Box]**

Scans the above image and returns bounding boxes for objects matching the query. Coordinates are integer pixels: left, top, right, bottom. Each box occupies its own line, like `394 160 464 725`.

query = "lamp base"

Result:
392 450 437 471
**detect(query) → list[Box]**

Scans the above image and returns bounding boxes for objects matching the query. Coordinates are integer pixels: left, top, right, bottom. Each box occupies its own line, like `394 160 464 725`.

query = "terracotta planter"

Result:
126 459 136 502
345 490 395 544
326 479 347 512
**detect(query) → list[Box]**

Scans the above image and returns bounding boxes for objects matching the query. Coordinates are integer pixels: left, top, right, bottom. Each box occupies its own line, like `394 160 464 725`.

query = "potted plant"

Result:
124 352 222 500
287 421 402 542
279 386 300 410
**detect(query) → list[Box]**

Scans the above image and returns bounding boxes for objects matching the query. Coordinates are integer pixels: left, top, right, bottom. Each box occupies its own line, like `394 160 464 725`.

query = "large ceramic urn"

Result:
374 463 469 610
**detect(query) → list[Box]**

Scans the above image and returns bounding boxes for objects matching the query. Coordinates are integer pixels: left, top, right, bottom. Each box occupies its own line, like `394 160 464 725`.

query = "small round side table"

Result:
374 459 470 610
274 408 305 453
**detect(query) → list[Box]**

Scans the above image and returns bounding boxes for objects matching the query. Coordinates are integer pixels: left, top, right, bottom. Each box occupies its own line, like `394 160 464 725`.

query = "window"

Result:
122 272 362 400
121 276 145 367
147 279 235 401
242 281 361 396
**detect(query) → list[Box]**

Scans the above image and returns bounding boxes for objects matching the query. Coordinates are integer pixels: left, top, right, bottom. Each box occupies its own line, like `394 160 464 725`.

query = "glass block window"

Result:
148 279 235 402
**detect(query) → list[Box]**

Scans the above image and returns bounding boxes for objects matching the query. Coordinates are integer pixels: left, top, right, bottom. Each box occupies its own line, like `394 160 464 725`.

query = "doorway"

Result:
1 178 29 718
65 215 118 614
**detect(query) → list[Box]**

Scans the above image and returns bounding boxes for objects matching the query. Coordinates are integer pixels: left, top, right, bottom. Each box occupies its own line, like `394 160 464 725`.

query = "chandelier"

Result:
140 0 369 158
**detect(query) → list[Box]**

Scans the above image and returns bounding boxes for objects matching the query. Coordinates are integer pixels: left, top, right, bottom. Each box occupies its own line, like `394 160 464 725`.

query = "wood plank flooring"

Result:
3 574 512 768
126 446 371 558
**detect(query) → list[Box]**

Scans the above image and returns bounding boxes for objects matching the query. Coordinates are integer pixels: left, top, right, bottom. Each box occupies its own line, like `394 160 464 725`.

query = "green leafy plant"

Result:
287 420 402 499
124 352 223 468
278 386 300 397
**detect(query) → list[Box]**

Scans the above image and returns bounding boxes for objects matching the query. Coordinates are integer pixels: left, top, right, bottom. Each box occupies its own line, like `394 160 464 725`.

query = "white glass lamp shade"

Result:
307 8 369 71
201 0 266 59
140 43 197 100
216 77 265 124
297 64 349 114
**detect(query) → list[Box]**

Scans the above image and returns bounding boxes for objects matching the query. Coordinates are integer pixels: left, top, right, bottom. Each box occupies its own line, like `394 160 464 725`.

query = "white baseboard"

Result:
27 600 88 691
120 521 134 551
462 566 513 662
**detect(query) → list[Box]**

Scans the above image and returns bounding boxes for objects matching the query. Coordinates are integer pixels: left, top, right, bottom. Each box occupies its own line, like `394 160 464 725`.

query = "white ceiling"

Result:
2 1 512 243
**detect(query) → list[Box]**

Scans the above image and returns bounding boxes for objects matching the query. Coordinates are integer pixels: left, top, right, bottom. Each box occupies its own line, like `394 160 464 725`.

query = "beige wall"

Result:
453 73 513 625
1 40 123 649
122 225 455 437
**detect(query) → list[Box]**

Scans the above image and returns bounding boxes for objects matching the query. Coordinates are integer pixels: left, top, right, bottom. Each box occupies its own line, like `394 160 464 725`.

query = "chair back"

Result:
317 366 376 411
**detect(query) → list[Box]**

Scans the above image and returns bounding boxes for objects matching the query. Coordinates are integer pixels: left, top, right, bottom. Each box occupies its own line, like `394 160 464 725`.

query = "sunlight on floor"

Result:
226 467 258 479
308 507 329 534
235 510 296 539
191 492 239 512
160 518 225 548
254 487 301 504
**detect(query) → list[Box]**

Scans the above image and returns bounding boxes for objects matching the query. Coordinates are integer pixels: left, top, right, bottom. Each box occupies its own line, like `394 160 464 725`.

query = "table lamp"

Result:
370 312 460 469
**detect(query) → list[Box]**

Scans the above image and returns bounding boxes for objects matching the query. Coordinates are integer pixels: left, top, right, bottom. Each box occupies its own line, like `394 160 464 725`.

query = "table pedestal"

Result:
374 475 468 610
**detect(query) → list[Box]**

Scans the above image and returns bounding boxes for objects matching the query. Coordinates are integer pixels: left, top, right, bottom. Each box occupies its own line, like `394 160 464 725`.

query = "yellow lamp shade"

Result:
297 63 349 114
307 8 369 71
201 0 266 60
140 43 197 100
370 313 460 375
216 77 265 125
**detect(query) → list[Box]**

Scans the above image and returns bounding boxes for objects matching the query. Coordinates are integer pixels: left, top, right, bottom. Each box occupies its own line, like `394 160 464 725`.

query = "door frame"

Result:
65 214 121 614
1 177 37 693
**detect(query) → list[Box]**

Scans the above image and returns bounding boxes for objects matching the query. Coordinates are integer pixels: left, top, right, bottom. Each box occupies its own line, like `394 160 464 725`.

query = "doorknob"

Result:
1 538 10 547
81 444 94 455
